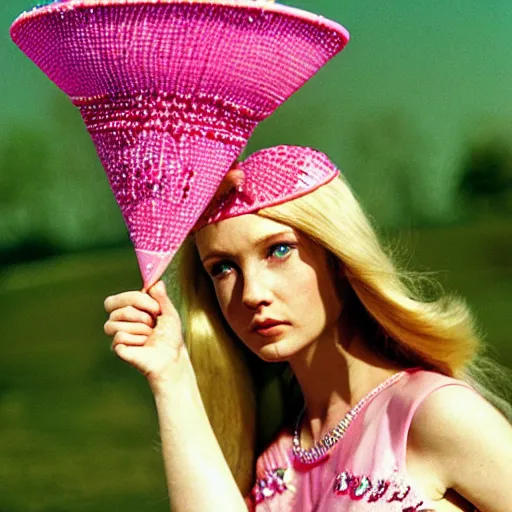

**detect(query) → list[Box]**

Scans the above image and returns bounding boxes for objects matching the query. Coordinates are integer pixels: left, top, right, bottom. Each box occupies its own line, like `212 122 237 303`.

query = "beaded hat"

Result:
10 0 349 289
194 145 339 231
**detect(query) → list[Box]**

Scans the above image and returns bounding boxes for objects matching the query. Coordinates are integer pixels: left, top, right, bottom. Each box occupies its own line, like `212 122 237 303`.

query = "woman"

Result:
104 146 512 511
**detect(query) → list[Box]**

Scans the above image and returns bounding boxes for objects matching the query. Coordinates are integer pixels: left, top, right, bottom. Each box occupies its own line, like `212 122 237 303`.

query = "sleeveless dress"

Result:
245 368 473 511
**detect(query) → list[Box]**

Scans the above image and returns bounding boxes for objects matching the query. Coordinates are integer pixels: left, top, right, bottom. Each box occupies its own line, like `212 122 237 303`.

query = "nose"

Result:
241 269 272 310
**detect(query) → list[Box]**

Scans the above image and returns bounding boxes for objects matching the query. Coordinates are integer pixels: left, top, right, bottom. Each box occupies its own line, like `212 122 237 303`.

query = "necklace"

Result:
292 371 406 465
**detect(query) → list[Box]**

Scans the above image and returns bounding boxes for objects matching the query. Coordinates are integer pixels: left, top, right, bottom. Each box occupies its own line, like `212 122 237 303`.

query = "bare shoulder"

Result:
410 383 511 447
408 383 512 511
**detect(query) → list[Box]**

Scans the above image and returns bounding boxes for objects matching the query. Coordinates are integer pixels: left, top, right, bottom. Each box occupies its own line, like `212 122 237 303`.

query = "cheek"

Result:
213 281 242 328
287 263 319 298
316 276 343 322
286 263 341 323
279 267 322 317
213 284 230 314
213 283 228 307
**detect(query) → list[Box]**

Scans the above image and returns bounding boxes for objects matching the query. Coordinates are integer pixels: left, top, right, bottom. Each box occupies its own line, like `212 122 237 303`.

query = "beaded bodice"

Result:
246 369 473 511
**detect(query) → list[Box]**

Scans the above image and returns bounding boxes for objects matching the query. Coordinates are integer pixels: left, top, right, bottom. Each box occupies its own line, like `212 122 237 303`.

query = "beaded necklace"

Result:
292 371 406 465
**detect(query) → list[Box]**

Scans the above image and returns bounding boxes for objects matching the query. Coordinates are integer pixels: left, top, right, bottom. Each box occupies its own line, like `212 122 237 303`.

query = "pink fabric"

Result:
247 369 473 511
10 0 349 289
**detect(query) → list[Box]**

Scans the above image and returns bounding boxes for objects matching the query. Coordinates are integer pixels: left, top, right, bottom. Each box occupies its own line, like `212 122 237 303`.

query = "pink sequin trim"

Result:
333 470 426 511
251 467 292 505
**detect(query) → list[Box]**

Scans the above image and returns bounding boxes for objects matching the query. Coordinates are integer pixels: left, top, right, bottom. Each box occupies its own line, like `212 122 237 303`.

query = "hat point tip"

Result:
136 249 173 292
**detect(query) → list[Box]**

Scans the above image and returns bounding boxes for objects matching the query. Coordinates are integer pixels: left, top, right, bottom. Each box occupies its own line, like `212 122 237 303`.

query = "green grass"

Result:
0 220 510 510
388 220 512 365
0 250 170 511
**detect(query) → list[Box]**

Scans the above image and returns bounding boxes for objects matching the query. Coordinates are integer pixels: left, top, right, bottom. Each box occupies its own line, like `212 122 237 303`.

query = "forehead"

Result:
195 214 294 257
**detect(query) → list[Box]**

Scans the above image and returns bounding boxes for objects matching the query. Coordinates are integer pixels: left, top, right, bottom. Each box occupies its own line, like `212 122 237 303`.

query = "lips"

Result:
250 319 289 336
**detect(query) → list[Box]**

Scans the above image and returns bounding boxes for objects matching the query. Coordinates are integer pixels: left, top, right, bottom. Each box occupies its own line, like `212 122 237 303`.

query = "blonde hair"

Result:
176 174 509 494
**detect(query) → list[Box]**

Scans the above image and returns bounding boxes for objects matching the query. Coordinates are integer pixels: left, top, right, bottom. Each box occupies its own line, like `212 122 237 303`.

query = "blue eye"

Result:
210 261 233 277
270 243 292 259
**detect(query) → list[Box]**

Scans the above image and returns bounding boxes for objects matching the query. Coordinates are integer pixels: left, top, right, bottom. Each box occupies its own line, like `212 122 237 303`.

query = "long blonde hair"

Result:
175 174 507 494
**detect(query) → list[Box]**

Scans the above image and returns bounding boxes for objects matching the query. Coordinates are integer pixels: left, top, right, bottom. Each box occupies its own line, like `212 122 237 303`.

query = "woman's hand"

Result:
105 283 247 511
104 281 192 392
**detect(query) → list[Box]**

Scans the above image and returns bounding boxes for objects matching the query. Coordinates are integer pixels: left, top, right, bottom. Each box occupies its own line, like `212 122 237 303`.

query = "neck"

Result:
288 317 401 445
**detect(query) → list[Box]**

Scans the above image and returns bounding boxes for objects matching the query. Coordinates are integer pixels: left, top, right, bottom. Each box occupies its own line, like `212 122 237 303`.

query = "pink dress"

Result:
246 369 472 511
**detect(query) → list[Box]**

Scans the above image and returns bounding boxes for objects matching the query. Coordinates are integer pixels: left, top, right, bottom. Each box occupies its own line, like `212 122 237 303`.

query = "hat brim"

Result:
11 0 350 289
11 0 349 102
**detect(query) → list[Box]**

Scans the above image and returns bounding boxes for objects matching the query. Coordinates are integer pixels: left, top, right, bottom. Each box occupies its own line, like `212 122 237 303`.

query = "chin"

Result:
254 337 305 363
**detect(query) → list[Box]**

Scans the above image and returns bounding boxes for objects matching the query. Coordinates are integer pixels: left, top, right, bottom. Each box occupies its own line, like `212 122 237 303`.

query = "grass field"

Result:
0 250 169 511
0 219 510 511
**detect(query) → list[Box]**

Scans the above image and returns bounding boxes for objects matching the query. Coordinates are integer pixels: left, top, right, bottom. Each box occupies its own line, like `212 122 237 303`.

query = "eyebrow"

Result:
201 229 296 264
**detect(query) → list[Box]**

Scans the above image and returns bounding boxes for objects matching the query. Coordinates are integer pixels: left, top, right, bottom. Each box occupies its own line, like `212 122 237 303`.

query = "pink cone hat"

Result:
194 145 339 231
10 0 349 289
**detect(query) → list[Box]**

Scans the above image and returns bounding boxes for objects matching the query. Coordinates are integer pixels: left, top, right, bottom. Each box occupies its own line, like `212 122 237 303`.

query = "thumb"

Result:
148 281 176 317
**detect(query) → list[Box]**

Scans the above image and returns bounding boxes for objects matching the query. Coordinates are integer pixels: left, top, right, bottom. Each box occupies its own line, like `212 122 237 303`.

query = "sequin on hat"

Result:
10 0 349 289
194 145 340 231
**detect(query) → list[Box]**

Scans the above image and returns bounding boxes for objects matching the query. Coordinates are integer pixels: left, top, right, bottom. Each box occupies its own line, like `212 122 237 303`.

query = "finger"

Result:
109 306 156 327
148 281 178 318
112 332 148 347
104 321 153 337
104 291 160 316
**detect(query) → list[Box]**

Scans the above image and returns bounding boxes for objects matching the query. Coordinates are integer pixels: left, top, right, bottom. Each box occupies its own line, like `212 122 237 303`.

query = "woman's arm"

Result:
408 384 512 511
104 282 247 512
